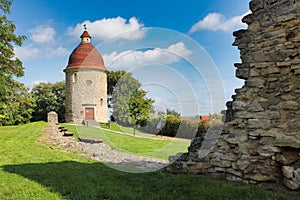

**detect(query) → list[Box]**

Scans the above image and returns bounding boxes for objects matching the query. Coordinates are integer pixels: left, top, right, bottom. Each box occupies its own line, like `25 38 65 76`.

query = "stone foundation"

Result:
167 0 300 190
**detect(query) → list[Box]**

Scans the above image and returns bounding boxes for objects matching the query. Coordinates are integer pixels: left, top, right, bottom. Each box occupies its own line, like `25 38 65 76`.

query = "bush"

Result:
139 114 222 139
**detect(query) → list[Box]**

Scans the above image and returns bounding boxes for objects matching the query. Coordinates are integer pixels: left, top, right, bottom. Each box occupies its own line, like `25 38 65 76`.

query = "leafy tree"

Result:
166 108 181 117
0 79 34 125
107 70 126 108
129 89 154 127
0 0 26 77
31 81 66 122
209 112 222 120
111 73 154 128
0 0 32 125
107 70 127 96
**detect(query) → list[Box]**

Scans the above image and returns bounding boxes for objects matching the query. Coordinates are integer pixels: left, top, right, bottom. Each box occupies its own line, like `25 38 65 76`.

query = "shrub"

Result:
139 114 222 139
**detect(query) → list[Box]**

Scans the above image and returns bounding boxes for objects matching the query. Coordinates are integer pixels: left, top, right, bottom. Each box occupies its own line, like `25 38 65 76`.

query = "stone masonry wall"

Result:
167 0 300 190
65 69 108 124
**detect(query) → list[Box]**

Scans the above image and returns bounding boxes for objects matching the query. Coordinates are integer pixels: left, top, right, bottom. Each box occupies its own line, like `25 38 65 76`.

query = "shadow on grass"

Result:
2 161 292 200
3 161 163 199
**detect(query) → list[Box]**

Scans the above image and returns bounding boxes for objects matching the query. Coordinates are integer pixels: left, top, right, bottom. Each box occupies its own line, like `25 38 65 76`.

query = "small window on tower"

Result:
72 73 77 84
85 79 93 85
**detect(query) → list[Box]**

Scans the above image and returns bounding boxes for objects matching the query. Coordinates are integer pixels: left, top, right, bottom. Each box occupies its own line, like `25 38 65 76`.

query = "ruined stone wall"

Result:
167 0 300 190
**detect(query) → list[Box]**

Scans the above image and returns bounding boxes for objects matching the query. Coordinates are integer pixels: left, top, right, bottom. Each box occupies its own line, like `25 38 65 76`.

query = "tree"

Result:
107 70 126 109
107 70 127 96
31 81 66 122
0 79 34 125
209 112 222 120
0 0 26 77
0 0 31 126
166 108 181 117
111 73 154 129
129 89 154 135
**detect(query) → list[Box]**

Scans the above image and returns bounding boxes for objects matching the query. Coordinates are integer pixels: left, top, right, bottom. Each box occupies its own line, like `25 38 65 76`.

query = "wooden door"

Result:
85 108 94 120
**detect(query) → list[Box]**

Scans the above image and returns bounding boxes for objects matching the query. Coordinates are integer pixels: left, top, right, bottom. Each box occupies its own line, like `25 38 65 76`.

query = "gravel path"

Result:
42 123 169 173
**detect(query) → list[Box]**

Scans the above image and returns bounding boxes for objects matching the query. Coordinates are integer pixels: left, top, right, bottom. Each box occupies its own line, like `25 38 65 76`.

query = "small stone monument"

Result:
47 111 58 124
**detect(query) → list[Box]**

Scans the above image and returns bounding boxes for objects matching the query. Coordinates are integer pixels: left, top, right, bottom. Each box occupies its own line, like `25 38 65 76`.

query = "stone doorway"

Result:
85 108 94 120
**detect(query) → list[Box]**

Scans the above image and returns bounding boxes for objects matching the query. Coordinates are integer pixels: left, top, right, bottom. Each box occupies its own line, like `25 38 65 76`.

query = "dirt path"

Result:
42 123 169 173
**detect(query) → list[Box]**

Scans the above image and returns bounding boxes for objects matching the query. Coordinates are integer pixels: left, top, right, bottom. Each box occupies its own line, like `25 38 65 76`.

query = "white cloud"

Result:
14 45 40 61
32 80 46 86
103 42 192 69
154 97 169 105
47 46 69 57
67 17 146 41
30 25 56 44
189 11 250 33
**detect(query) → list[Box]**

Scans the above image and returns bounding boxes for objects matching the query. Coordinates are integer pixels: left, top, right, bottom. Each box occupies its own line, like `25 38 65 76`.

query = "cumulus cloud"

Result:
30 25 56 43
67 17 146 41
14 45 40 61
189 11 250 33
103 42 192 69
15 45 69 61
32 80 46 86
47 46 69 57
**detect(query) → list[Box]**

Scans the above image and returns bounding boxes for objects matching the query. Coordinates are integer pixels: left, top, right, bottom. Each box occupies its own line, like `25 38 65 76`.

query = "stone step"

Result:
79 138 103 144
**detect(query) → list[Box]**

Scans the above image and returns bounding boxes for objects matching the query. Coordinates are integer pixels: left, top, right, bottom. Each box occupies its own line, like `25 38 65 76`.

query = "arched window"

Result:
72 73 77 84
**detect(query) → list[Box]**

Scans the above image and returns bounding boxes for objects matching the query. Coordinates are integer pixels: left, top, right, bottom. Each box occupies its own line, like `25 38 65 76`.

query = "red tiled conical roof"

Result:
80 30 91 38
64 31 107 72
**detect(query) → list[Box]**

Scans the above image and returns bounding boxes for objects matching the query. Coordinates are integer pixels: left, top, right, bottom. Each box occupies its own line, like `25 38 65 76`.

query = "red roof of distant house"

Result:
200 116 210 120
64 31 107 72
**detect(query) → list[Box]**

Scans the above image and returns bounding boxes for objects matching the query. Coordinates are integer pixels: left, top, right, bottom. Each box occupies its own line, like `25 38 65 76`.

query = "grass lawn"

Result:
63 123 189 160
100 121 158 137
0 122 295 199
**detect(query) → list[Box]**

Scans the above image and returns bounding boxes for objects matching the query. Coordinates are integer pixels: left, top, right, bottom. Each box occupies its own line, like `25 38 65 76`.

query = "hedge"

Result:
139 115 223 139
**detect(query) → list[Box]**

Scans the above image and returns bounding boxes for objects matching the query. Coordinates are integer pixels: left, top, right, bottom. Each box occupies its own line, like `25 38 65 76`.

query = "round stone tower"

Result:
64 30 108 124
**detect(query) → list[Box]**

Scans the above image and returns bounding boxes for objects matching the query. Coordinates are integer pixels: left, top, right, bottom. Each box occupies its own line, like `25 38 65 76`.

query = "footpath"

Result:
42 123 168 173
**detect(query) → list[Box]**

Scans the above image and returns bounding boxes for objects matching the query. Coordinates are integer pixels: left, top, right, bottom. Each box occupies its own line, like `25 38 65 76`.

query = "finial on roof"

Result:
80 26 91 43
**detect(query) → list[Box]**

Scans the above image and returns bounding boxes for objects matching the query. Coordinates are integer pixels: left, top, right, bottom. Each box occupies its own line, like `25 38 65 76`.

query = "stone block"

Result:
232 101 247 111
224 134 248 145
248 103 264 112
275 149 300 165
186 162 211 174
276 61 292 67
236 159 250 171
47 111 58 123
281 101 299 110
248 119 271 129
260 66 280 75
246 173 274 182
294 169 300 184
250 68 260 77
245 79 265 88
226 168 243 177
282 166 294 179
210 159 231 168
283 178 300 190
236 68 249 79
261 145 281 153
234 111 253 119
242 14 253 25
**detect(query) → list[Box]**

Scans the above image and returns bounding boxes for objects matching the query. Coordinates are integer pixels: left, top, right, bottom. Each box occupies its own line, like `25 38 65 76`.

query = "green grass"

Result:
100 122 158 137
63 124 190 160
100 122 123 132
0 122 295 200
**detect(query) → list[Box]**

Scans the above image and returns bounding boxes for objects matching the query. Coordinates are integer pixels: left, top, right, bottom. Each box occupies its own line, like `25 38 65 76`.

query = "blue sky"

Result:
10 0 251 116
